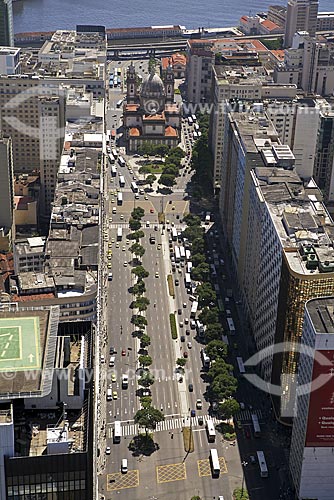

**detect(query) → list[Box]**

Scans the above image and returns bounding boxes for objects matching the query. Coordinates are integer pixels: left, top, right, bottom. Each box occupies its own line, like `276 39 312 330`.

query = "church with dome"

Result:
123 63 181 152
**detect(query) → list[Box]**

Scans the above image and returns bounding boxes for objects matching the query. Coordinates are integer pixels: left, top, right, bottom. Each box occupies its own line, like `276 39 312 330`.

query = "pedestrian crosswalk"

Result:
107 414 219 438
234 409 262 422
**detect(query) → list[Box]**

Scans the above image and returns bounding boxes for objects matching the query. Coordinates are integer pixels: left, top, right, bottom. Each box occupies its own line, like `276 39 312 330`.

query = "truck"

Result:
117 227 122 241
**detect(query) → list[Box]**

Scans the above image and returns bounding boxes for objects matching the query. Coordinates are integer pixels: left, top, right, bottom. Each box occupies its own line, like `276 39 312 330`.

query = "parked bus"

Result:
113 421 121 443
108 153 115 164
227 317 235 334
236 356 246 374
185 273 192 289
252 414 261 437
171 227 177 241
185 249 191 261
197 321 205 338
201 348 210 369
111 165 117 177
119 175 125 187
131 181 138 193
186 261 192 274
117 192 123 205
118 156 126 167
206 419 216 442
116 99 123 108
179 245 186 260
217 298 225 312
117 227 123 241
174 246 180 263
190 301 198 318
112 148 118 158
257 451 268 477
209 449 220 477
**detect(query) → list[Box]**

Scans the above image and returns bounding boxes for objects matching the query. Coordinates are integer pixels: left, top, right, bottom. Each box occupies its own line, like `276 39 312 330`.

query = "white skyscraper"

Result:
284 0 319 47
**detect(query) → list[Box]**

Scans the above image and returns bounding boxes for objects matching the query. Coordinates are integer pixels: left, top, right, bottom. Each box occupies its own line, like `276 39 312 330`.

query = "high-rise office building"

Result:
284 0 319 48
0 0 14 47
290 297 334 500
0 136 14 230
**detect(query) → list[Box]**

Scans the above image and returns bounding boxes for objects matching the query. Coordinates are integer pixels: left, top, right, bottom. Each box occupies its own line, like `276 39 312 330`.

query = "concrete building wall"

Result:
0 137 14 231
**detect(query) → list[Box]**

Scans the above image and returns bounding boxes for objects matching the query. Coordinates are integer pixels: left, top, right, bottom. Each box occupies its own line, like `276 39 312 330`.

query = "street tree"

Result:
192 252 206 267
132 266 149 279
159 173 176 187
204 323 223 342
199 307 219 326
205 339 228 360
183 225 204 242
140 396 152 409
146 174 157 188
191 262 210 282
138 355 152 368
176 358 187 369
134 405 164 434
197 282 216 307
209 373 238 401
162 164 178 176
140 334 151 349
218 398 240 420
183 214 201 227
130 243 145 260
128 230 144 241
129 218 141 231
132 280 146 296
138 371 155 388
131 207 145 220
207 359 232 382
134 296 150 311
131 315 148 328
191 237 205 254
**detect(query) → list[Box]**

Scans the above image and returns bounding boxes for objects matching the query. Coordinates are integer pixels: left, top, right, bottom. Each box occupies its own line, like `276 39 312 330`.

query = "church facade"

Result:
123 63 181 152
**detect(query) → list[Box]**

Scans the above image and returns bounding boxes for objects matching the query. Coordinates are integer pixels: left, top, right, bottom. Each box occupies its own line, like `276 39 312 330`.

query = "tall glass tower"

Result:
0 0 14 47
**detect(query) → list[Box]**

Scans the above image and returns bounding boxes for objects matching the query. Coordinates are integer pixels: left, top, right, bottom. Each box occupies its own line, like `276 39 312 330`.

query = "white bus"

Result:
171 227 177 241
112 148 118 158
117 227 123 241
117 192 123 205
118 156 126 167
174 246 180 263
252 414 261 437
190 301 198 318
185 249 191 261
113 421 121 443
227 317 235 334
186 261 192 274
201 348 210 369
185 272 192 288
108 153 115 164
179 245 186 260
209 449 220 477
187 116 193 125
257 451 268 478
111 165 117 177
236 356 246 374
206 419 216 442
131 181 138 193
119 175 125 187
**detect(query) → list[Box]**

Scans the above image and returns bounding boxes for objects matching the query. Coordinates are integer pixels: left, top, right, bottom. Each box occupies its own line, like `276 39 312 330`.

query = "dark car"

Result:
109 346 115 354
188 383 193 391
245 427 251 439
180 335 185 342
175 279 179 286
183 351 188 358
198 416 204 425
186 329 190 336
178 309 182 315
190 409 196 417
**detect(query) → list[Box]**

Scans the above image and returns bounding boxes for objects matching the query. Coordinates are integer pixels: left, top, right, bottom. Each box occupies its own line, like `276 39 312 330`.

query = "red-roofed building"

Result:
123 63 181 152
259 19 282 35
162 53 186 78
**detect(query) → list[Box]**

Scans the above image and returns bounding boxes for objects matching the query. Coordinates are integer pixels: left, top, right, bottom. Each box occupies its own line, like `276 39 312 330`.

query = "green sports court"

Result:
0 316 41 372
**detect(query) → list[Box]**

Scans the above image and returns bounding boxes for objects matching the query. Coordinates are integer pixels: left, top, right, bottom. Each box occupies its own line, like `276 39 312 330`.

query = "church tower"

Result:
126 62 137 104
164 63 174 103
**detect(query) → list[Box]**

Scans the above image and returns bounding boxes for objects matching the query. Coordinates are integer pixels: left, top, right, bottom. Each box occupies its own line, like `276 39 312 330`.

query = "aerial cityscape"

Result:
1 0 334 499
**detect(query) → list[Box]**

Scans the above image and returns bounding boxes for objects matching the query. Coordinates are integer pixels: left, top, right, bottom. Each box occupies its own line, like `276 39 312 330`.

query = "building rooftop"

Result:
306 297 334 334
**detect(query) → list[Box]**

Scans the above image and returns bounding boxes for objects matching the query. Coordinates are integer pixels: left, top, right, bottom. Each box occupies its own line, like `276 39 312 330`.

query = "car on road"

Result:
105 447 111 455
186 329 190 336
107 263 112 269
122 246 126 251
113 391 118 400
123 261 127 267
183 302 187 308
135 194 139 199
196 399 202 409
116 242 119 248
190 320 196 329
178 309 182 315
179 321 184 328
121 458 128 474
190 409 196 417
157 244 161 250
150 208 154 213
245 427 251 439
187 341 192 349
183 351 188 358
180 335 185 342
144 195 148 200
155 271 159 278
188 382 193 391
250 455 256 464
120 214 124 220
146 221 150 227
109 346 115 354
100 355 105 363
121 349 126 356
184 318 189 324
198 416 204 425
175 279 179 286
111 372 116 383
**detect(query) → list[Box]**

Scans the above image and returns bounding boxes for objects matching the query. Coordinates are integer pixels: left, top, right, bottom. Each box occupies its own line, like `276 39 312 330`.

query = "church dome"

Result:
141 71 165 99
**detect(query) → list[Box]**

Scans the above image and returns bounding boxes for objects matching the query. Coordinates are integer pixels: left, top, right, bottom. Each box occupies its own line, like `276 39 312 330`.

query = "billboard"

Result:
305 350 334 447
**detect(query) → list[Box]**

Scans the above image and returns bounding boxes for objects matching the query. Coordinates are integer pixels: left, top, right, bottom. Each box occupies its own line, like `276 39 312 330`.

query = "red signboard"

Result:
305 350 334 447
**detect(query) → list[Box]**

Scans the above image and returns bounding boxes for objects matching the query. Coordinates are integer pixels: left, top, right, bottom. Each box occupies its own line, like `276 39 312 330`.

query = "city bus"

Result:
206 419 216 443
112 148 118 158
117 227 123 241
209 449 220 477
190 301 198 318
108 153 115 164
227 317 235 334
171 227 177 241
117 192 123 205
252 414 261 437
111 165 117 177
185 249 191 261
119 175 125 187
201 348 210 370
131 181 138 193
174 246 180 263
118 156 126 167
186 261 192 274
179 245 186 260
257 451 268 477
113 421 121 443
185 272 192 289
236 356 246 374
217 299 225 313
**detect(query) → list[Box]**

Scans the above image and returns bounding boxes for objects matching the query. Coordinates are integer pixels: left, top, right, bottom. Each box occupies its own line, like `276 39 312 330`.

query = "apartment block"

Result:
284 0 319 48
0 0 13 47
13 236 46 274
186 39 215 104
0 46 20 75
290 297 334 500
317 11 334 31
220 108 334 420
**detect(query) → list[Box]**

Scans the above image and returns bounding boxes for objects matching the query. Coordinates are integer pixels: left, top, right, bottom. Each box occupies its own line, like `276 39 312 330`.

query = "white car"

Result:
146 221 150 227
105 446 111 455
187 341 192 349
